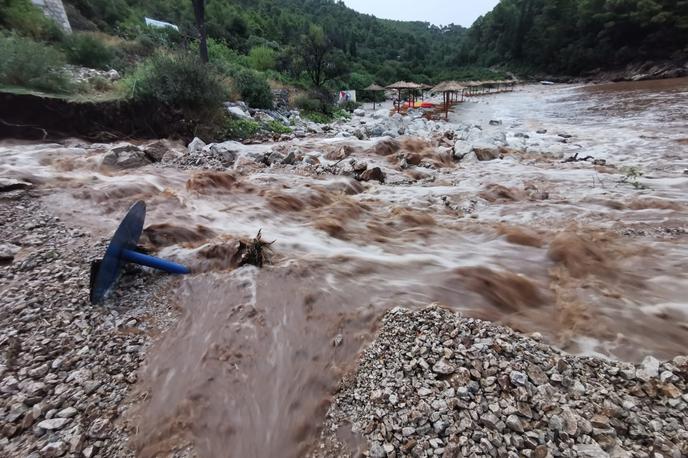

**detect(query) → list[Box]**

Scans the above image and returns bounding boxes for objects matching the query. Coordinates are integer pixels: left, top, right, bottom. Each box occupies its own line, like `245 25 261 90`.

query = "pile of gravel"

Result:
315 306 687 458
0 193 177 457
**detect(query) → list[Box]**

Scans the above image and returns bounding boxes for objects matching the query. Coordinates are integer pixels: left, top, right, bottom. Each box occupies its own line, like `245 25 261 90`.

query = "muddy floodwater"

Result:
1 78 687 457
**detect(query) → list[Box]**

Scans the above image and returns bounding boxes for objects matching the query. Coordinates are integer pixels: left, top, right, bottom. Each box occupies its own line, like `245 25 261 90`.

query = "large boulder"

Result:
188 137 206 154
353 108 366 117
472 147 500 161
359 167 385 183
101 143 151 169
205 141 244 167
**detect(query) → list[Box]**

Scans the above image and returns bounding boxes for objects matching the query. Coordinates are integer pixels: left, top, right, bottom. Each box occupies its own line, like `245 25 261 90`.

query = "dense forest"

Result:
459 0 688 74
61 0 476 86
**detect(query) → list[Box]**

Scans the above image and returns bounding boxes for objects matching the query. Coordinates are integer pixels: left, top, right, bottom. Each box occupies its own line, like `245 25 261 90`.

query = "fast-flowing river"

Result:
1 78 687 457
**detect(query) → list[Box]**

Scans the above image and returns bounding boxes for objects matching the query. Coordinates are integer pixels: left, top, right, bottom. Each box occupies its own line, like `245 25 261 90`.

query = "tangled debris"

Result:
236 229 274 268
314 306 688 458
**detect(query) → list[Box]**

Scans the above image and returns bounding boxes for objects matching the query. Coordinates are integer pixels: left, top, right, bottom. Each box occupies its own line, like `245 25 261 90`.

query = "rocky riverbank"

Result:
314 306 688 458
0 191 179 457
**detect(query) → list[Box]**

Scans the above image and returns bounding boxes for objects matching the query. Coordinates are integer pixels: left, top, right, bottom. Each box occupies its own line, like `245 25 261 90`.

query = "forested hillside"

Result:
63 0 474 85
459 0 688 74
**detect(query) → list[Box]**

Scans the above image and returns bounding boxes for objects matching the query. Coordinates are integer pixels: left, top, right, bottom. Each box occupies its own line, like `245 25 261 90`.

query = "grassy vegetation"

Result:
0 34 73 93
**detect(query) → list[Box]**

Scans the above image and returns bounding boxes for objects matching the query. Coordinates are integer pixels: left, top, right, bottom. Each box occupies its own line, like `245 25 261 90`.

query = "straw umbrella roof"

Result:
419 83 433 90
364 83 385 91
431 81 465 93
386 81 422 90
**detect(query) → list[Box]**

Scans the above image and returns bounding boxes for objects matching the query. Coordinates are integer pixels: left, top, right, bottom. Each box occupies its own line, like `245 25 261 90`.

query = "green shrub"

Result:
124 53 227 111
62 32 115 69
333 108 351 121
233 68 272 109
0 34 72 93
222 117 260 140
266 119 292 134
88 75 112 92
0 0 64 41
342 100 361 112
248 46 276 71
294 88 335 118
303 111 331 124
207 38 248 68
293 95 321 113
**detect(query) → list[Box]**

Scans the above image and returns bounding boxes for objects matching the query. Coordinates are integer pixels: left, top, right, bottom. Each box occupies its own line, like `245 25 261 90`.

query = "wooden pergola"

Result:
432 81 466 120
364 83 385 110
386 81 422 113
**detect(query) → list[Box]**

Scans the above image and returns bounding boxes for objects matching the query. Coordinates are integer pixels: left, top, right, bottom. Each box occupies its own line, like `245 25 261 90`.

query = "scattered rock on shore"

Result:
314 306 688 457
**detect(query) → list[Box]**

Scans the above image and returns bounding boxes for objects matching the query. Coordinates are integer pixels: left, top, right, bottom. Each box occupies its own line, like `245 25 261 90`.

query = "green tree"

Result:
248 46 276 71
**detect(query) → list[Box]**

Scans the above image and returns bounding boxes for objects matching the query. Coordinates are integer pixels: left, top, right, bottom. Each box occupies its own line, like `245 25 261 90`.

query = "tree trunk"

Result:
192 0 208 63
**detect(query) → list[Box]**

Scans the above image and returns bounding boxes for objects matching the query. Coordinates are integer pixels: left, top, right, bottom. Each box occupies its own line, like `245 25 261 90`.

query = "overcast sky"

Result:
342 0 500 27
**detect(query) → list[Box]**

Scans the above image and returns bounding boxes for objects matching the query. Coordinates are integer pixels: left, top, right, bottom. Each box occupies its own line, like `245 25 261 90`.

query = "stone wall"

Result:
31 0 72 32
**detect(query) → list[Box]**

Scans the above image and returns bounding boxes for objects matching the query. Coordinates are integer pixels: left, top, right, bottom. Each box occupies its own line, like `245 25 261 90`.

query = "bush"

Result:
207 38 248 68
293 95 321 113
124 53 227 112
248 46 277 71
266 120 292 134
303 111 332 124
62 32 115 69
233 68 272 109
0 34 72 93
333 108 351 121
0 0 64 41
342 100 361 112
222 117 260 140
294 89 335 115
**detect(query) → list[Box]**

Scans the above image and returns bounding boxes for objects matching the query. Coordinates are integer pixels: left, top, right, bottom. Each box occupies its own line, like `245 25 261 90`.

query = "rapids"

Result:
1 79 687 457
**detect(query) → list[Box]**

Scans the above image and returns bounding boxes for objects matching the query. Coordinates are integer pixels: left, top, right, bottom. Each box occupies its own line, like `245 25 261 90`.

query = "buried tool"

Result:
90 200 190 304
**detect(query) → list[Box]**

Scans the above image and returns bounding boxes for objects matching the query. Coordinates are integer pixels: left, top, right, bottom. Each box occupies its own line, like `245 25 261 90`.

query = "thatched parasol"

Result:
386 81 422 89
432 81 466 120
386 81 422 113
364 83 386 109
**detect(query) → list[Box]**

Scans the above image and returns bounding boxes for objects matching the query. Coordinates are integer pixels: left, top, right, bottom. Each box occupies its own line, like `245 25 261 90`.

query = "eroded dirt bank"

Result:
1 79 687 457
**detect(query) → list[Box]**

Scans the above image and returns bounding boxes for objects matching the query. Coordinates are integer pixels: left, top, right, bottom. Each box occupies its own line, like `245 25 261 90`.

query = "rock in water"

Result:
359 167 385 183
472 147 500 161
101 144 151 169
0 178 32 192
188 137 206 154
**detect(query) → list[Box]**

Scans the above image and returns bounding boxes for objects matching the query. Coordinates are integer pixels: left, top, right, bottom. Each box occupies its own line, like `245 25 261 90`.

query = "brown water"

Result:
1 78 687 457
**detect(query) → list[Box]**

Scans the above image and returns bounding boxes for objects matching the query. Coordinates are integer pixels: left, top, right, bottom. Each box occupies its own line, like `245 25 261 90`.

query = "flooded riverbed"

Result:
1 78 687 456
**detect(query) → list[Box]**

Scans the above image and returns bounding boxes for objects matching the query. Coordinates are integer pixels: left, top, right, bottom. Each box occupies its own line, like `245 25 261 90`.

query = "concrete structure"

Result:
31 0 71 32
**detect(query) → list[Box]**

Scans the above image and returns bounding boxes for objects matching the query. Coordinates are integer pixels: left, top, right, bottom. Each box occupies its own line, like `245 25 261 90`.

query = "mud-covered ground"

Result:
1 79 687 457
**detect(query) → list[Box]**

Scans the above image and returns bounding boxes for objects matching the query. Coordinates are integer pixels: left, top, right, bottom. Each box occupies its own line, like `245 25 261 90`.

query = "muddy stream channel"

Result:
1 79 687 456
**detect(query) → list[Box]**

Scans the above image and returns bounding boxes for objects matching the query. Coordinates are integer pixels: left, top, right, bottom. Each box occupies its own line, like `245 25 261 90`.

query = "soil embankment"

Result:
0 91 191 141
